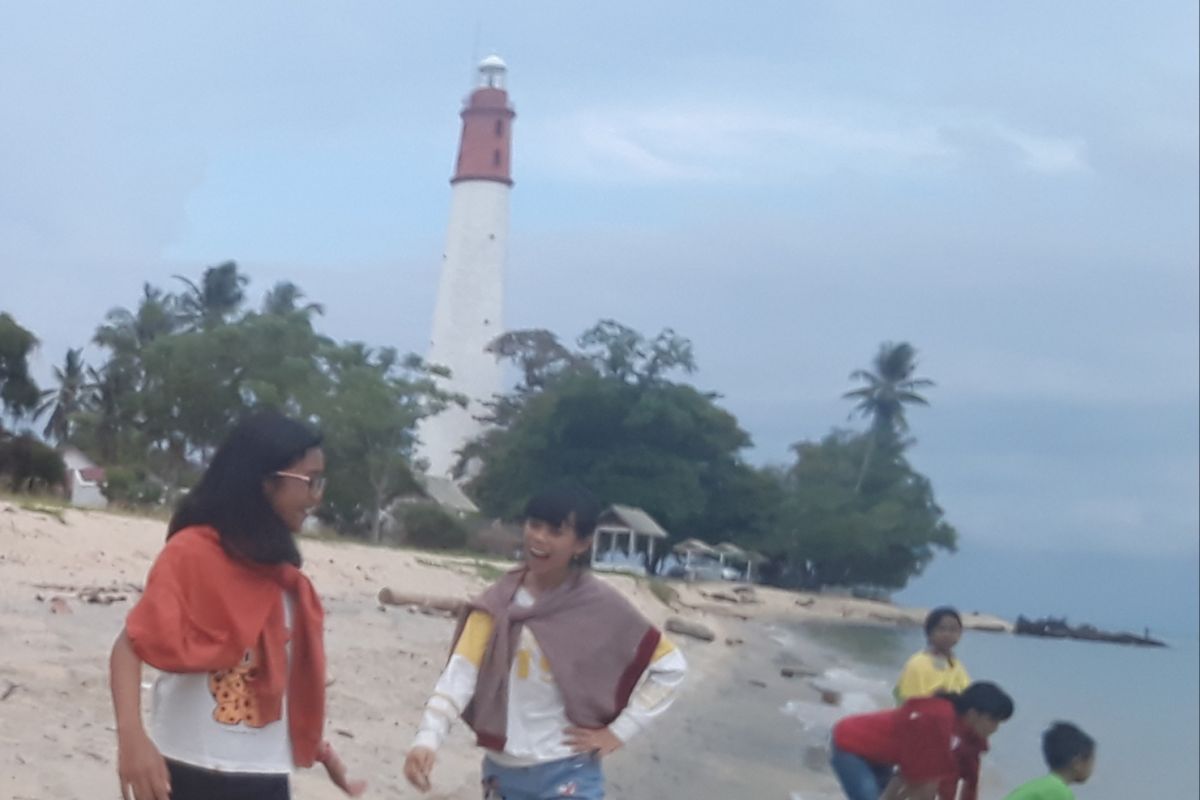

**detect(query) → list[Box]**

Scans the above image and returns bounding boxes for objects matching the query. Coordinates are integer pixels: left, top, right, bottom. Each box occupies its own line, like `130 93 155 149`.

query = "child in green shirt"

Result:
1005 722 1096 799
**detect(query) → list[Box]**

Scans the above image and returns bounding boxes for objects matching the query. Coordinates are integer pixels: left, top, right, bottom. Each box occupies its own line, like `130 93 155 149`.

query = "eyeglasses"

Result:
274 471 327 494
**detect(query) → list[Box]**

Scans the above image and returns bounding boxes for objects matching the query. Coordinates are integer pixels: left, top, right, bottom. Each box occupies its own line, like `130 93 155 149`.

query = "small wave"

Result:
808 666 889 698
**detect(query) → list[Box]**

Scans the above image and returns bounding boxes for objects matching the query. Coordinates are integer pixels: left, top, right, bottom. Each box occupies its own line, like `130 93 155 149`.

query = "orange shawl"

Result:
125 526 326 767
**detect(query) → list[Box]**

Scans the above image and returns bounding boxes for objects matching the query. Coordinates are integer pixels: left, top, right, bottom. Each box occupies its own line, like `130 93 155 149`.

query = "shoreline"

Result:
0 502 1002 799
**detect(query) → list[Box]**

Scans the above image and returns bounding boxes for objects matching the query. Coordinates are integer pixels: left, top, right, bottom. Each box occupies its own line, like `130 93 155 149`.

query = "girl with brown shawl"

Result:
404 485 688 799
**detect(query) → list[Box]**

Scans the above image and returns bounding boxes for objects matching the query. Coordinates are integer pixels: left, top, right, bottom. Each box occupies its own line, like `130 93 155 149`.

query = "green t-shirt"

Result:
1004 774 1075 800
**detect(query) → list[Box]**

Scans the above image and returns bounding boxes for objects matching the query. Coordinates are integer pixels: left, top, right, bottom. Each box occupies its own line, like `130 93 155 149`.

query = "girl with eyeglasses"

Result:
108 411 365 800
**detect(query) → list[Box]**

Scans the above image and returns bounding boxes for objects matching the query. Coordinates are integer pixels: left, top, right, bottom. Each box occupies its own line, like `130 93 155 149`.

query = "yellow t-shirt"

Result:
894 650 971 702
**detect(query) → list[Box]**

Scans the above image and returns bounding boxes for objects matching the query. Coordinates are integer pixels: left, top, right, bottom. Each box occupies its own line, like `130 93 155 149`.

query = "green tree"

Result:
0 433 66 492
465 322 770 556
316 346 461 541
136 308 329 466
262 281 325 319
71 364 141 464
35 348 93 444
843 342 934 492
94 283 178 356
174 261 248 330
0 313 41 420
86 283 180 463
761 430 957 590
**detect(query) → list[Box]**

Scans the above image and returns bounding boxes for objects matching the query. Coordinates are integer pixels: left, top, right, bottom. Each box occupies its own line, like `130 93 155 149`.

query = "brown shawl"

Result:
453 567 661 751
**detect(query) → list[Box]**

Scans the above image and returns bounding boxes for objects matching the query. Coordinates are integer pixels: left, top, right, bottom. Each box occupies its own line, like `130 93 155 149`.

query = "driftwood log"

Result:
665 616 716 642
377 588 465 616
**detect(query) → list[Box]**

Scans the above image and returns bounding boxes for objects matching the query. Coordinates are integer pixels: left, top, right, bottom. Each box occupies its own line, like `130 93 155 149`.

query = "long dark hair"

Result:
169 411 322 567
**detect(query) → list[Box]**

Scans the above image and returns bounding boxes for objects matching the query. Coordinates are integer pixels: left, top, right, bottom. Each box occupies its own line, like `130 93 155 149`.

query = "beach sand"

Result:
0 501 1009 800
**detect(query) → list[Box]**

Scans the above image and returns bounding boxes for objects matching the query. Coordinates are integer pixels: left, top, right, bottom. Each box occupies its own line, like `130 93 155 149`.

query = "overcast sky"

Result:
3 1 1196 631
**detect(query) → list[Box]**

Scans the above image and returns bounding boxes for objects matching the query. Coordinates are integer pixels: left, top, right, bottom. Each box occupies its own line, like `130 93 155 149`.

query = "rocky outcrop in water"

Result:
1014 615 1166 647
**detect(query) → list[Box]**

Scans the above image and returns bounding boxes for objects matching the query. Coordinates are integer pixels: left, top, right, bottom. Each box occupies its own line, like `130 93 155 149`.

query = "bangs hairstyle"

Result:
169 411 322 567
522 484 603 539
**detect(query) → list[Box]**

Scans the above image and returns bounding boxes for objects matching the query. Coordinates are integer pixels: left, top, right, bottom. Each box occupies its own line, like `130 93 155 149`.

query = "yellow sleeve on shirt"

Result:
651 635 678 662
452 610 494 667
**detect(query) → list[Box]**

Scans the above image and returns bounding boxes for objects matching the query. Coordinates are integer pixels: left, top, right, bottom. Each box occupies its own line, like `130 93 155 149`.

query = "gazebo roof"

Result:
597 504 669 538
415 473 480 514
673 538 718 556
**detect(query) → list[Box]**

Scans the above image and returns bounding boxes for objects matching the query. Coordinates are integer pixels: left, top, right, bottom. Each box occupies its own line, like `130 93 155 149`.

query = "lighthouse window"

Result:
493 149 501 166
495 119 503 137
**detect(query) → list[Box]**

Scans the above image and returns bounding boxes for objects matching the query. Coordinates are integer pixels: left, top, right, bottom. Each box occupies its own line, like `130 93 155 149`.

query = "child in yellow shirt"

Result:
895 606 971 702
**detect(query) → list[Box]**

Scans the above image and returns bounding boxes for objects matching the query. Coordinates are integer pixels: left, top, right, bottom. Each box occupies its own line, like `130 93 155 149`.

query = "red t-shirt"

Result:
832 697 989 800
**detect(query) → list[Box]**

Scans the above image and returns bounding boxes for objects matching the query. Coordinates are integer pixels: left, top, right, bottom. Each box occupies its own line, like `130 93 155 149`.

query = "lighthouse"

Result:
417 55 515 478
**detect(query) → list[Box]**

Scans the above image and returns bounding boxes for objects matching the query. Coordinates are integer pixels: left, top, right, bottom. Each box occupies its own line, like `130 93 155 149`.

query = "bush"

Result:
102 466 164 507
0 435 66 492
467 520 523 558
398 503 468 550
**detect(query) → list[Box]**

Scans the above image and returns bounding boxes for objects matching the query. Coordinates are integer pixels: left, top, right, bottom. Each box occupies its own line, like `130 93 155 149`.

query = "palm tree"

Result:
262 281 324 318
843 342 934 492
35 348 93 444
174 261 248 329
84 363 140 463
95 283 178 355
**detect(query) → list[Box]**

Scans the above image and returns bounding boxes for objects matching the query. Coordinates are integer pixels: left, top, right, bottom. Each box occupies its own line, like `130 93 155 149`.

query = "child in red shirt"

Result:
830 681 1014 800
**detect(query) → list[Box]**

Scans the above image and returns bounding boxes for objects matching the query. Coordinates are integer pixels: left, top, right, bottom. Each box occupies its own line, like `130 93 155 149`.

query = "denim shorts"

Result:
481 753 604 800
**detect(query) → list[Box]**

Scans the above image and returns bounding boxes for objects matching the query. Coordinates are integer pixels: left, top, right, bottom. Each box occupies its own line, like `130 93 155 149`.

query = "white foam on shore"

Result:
780 664 891 785
808 665 890 698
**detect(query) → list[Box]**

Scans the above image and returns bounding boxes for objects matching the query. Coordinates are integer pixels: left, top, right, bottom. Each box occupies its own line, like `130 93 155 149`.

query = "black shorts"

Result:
166 759 290 800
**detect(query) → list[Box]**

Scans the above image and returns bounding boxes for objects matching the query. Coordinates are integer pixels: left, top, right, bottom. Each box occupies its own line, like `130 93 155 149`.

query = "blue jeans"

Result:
481 754 604 800
829 744 893 800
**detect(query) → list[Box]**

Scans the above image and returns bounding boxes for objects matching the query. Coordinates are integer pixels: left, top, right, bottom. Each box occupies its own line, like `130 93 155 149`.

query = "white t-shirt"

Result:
149 593 294 774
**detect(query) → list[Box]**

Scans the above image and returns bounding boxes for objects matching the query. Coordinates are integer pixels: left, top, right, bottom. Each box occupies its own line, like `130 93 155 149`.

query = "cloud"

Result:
939 119 1090 174
525 102 1089 183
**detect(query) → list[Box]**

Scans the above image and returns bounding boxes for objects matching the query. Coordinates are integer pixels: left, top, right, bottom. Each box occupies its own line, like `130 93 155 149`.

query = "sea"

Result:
788 620 1200 800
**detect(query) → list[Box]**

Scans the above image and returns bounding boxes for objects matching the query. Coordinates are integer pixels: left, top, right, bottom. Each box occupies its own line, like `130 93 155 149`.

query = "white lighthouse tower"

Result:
417 55 515 477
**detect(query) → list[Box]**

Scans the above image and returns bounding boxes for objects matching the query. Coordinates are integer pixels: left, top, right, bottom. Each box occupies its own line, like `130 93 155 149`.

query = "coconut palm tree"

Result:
843 342 934 492
174 261 248 329
262 281 324 318
35 348 93 444
94 283 178 356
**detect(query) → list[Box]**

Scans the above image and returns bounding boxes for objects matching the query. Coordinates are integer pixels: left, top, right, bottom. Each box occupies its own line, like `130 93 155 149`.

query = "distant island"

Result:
1014 615 1167 647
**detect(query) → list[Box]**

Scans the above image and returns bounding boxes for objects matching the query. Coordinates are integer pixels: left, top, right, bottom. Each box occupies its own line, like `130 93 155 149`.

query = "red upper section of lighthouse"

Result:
452 85 515 186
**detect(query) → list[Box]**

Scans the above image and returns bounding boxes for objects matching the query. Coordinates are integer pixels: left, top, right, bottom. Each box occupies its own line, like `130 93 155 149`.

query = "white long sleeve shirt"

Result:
412 587 687 766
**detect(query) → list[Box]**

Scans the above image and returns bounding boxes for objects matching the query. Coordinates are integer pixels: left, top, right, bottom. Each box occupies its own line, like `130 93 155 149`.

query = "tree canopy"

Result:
3 273 962 589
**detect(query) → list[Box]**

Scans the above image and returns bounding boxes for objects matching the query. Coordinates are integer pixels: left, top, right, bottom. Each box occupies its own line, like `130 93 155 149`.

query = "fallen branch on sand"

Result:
699 588 761 605
665 617 716 642
32 581 143 604
1 682 19 701
377 588 464 616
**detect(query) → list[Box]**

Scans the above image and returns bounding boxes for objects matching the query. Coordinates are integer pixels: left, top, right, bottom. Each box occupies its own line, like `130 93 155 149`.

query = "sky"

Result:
3 1 1197 632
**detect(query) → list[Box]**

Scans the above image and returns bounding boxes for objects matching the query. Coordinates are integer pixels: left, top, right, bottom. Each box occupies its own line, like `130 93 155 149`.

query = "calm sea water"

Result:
791 621 1200 800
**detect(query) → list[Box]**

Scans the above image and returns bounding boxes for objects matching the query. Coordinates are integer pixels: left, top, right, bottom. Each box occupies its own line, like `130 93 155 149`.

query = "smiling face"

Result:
264 447 325 533
523 515 592 579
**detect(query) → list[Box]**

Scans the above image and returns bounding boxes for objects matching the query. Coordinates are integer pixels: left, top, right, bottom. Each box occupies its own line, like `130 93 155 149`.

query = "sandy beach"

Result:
0 501 1010 800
